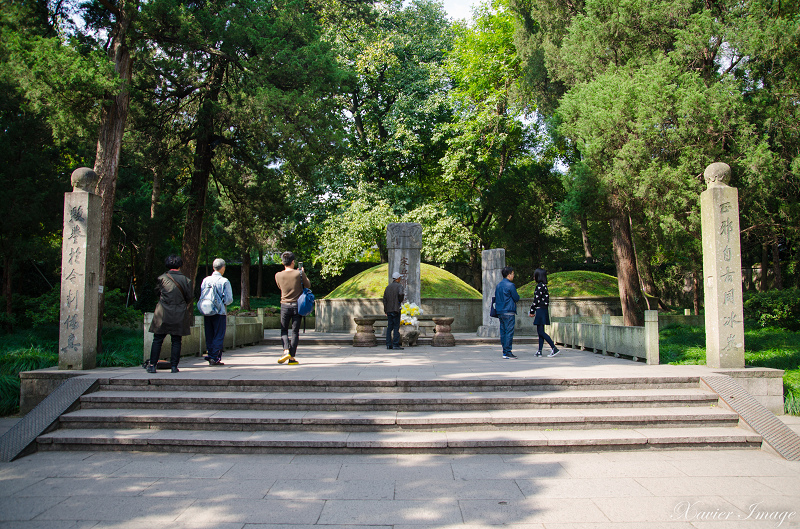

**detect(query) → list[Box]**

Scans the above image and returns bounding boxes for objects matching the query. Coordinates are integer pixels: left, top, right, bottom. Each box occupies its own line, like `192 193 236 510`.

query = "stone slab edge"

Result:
700 375 800 460
0 375 98 461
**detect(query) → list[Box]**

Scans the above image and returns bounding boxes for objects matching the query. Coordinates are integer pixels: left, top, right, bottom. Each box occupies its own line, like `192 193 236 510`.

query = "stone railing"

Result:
552 313 704 331
143 313 264 362
315 298 482 333
547 311 660 364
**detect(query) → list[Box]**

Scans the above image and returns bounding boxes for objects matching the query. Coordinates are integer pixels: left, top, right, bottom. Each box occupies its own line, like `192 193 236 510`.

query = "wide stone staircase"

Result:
36 375 762 453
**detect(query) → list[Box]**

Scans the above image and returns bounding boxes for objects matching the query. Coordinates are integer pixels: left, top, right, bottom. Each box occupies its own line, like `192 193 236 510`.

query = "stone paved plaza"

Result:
1 338 799 528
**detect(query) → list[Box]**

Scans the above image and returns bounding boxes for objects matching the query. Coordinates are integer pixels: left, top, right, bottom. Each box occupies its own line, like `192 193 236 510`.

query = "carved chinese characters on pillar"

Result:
61 204 85 355
387 222 422 307
701 162 745 368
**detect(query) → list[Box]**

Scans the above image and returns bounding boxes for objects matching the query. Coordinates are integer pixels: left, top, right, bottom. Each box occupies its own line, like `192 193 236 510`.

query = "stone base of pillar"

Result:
353 318 377 347
432 317 455 347
477 325 500 338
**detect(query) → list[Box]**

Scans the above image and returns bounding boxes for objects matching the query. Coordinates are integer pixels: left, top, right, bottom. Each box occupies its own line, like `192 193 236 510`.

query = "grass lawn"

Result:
0 324 144 416
517 271 621 298
660 323 800 415
326 263 481 299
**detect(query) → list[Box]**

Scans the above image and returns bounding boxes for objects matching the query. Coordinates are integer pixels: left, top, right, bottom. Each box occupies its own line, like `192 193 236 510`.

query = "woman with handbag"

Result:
528 268 559 357
147 255 193 373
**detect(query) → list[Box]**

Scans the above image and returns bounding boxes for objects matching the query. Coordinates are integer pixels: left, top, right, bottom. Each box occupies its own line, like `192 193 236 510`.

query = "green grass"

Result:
0 324 143 416
660 323 800 415
325 263 481 299
518 271 621 298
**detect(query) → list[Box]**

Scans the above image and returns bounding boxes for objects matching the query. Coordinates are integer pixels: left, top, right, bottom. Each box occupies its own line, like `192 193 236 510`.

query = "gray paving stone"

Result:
633 476 785 497
516 477 653 498
317 499 463 525
14 477 157 497
459 497 610 524
110 457 236 479
222 462 342 480
91 523 244 529
243 526 389 529
395 478 524 500
593 496 745 523
452 461 566 480
34 496 195 522
337 462 454 481
0 496 68 521
751 475 800 494
288 454 398 465
266 478 394 500
542 523 696 528
173 499 324 524
0 476 45 495
669 458 799 477
558 459 687 479
141 478 274 499
0 522 98 529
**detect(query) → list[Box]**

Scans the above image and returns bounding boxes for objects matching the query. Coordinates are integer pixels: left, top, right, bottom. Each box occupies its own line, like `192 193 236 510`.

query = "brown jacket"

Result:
275 268 311 304
148 271 193 335
383 280 405 313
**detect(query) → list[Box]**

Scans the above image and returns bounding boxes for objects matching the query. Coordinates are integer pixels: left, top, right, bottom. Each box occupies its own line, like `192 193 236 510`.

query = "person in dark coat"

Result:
383 272 405 350
147 255 193 373
528 267 559 357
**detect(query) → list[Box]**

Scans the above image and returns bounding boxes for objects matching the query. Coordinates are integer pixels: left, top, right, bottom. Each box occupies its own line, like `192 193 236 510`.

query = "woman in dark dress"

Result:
147 255 193 373
528 268 559 357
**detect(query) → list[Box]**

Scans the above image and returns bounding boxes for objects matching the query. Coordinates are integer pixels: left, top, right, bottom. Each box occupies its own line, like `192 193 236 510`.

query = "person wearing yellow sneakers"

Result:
275 251 310 365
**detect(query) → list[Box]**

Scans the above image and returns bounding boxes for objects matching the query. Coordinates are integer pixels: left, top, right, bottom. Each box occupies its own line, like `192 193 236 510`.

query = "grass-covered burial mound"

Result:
517 270 620 298
325 263 481 299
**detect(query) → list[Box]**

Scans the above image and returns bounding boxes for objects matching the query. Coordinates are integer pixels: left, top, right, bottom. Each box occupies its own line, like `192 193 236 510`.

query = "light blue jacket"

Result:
200 271 234 315
494 278 520 314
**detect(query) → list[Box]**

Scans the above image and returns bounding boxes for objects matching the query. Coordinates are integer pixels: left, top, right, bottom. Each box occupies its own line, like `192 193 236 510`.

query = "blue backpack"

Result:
297 286 315 316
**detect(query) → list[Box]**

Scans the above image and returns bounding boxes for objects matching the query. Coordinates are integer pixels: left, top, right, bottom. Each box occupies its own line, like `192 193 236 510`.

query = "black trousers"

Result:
150 334 182 367
280 304 302 356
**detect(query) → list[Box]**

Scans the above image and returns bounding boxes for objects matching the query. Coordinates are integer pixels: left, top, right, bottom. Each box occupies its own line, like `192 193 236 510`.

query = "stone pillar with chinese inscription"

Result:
701 162 745 368
387 223 422 307
58 168 101 370
477 248 505 337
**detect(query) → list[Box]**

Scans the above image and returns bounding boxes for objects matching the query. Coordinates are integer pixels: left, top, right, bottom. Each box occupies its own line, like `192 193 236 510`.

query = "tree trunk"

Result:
3 255 12 331
692 268 701 316
143 167 162 288
256 248 263 298
761 242 769 291
580 214 593 263
93 1 136 352
240 248 251 311
469 243 481 291
180 59 224 283
772 241 783 290
609 208 644 326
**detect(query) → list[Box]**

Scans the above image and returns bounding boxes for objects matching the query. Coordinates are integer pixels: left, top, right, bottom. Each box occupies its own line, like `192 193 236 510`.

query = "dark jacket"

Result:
494 278 520 314
149 271 193 336
529 282 550 312
383 281 405 313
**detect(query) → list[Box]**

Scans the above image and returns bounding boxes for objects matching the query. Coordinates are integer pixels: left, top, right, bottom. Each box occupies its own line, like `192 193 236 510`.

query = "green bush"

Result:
744 288 800 331
103 288 142 328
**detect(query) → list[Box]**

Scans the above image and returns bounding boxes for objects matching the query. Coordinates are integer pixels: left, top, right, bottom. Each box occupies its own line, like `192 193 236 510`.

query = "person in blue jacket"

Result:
494 266 520 359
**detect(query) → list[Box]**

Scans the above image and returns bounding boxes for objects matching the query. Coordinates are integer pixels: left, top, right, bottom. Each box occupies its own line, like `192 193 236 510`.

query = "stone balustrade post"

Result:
644 310 659 365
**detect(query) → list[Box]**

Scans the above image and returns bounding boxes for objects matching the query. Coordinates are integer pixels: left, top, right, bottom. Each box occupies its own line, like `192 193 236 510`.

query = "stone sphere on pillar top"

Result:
71 167 98 193
703 162 731 188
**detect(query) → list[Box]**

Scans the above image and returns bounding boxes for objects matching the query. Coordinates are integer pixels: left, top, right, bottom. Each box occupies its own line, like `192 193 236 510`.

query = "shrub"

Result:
103 288 142 328
744 288 800 331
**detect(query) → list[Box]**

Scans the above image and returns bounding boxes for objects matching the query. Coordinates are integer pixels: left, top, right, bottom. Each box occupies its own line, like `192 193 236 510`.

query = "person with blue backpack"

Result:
198 258 233 366
275 251 311 365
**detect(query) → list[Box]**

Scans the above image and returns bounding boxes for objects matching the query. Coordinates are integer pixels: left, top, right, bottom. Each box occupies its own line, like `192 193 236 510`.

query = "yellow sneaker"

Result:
287 358 299 365
278 352 292 364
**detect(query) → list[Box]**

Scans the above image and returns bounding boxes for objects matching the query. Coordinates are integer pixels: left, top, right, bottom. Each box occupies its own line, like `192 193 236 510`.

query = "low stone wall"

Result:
143 313 264 362
547 312 660 364
710 368 786 415
315 298 483 333
553 313 704 330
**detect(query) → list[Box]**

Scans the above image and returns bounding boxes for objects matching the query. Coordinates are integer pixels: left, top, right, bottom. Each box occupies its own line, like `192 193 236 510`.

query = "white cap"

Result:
392 272 401 280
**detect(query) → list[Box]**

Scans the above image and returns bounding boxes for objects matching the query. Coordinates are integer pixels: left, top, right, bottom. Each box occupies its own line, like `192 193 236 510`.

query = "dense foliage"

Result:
744 289 800 332
0 0 797 333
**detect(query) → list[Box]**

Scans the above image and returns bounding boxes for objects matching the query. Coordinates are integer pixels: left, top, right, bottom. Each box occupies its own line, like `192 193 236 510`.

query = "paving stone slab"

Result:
316 499 463 525
459 497 610 524
266 478 395 500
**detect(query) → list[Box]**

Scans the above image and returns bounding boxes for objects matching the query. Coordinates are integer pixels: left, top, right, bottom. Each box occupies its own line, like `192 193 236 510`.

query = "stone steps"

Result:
78 388 720 411
58 406 740 431
37 426 762 453
35 375 763 454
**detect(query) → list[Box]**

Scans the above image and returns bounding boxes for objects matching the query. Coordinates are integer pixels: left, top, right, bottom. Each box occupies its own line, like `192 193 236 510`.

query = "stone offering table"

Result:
353 314 453 347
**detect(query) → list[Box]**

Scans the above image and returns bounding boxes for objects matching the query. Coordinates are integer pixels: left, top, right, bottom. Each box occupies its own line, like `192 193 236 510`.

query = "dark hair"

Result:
165 254 183 270
534 268 548 284
501 266 514 278
281 251 295 266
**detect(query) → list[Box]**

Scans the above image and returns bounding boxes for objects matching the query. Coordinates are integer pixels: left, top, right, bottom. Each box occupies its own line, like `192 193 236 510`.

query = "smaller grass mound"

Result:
326 263 481 299
518 270 620 298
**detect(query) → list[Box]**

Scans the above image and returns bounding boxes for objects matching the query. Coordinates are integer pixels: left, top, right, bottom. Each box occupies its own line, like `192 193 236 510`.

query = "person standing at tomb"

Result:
275 251 310 365
529 267 559 357
200 258 234 366
494 265 520 359
147 255 193 373
383 272 405 350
